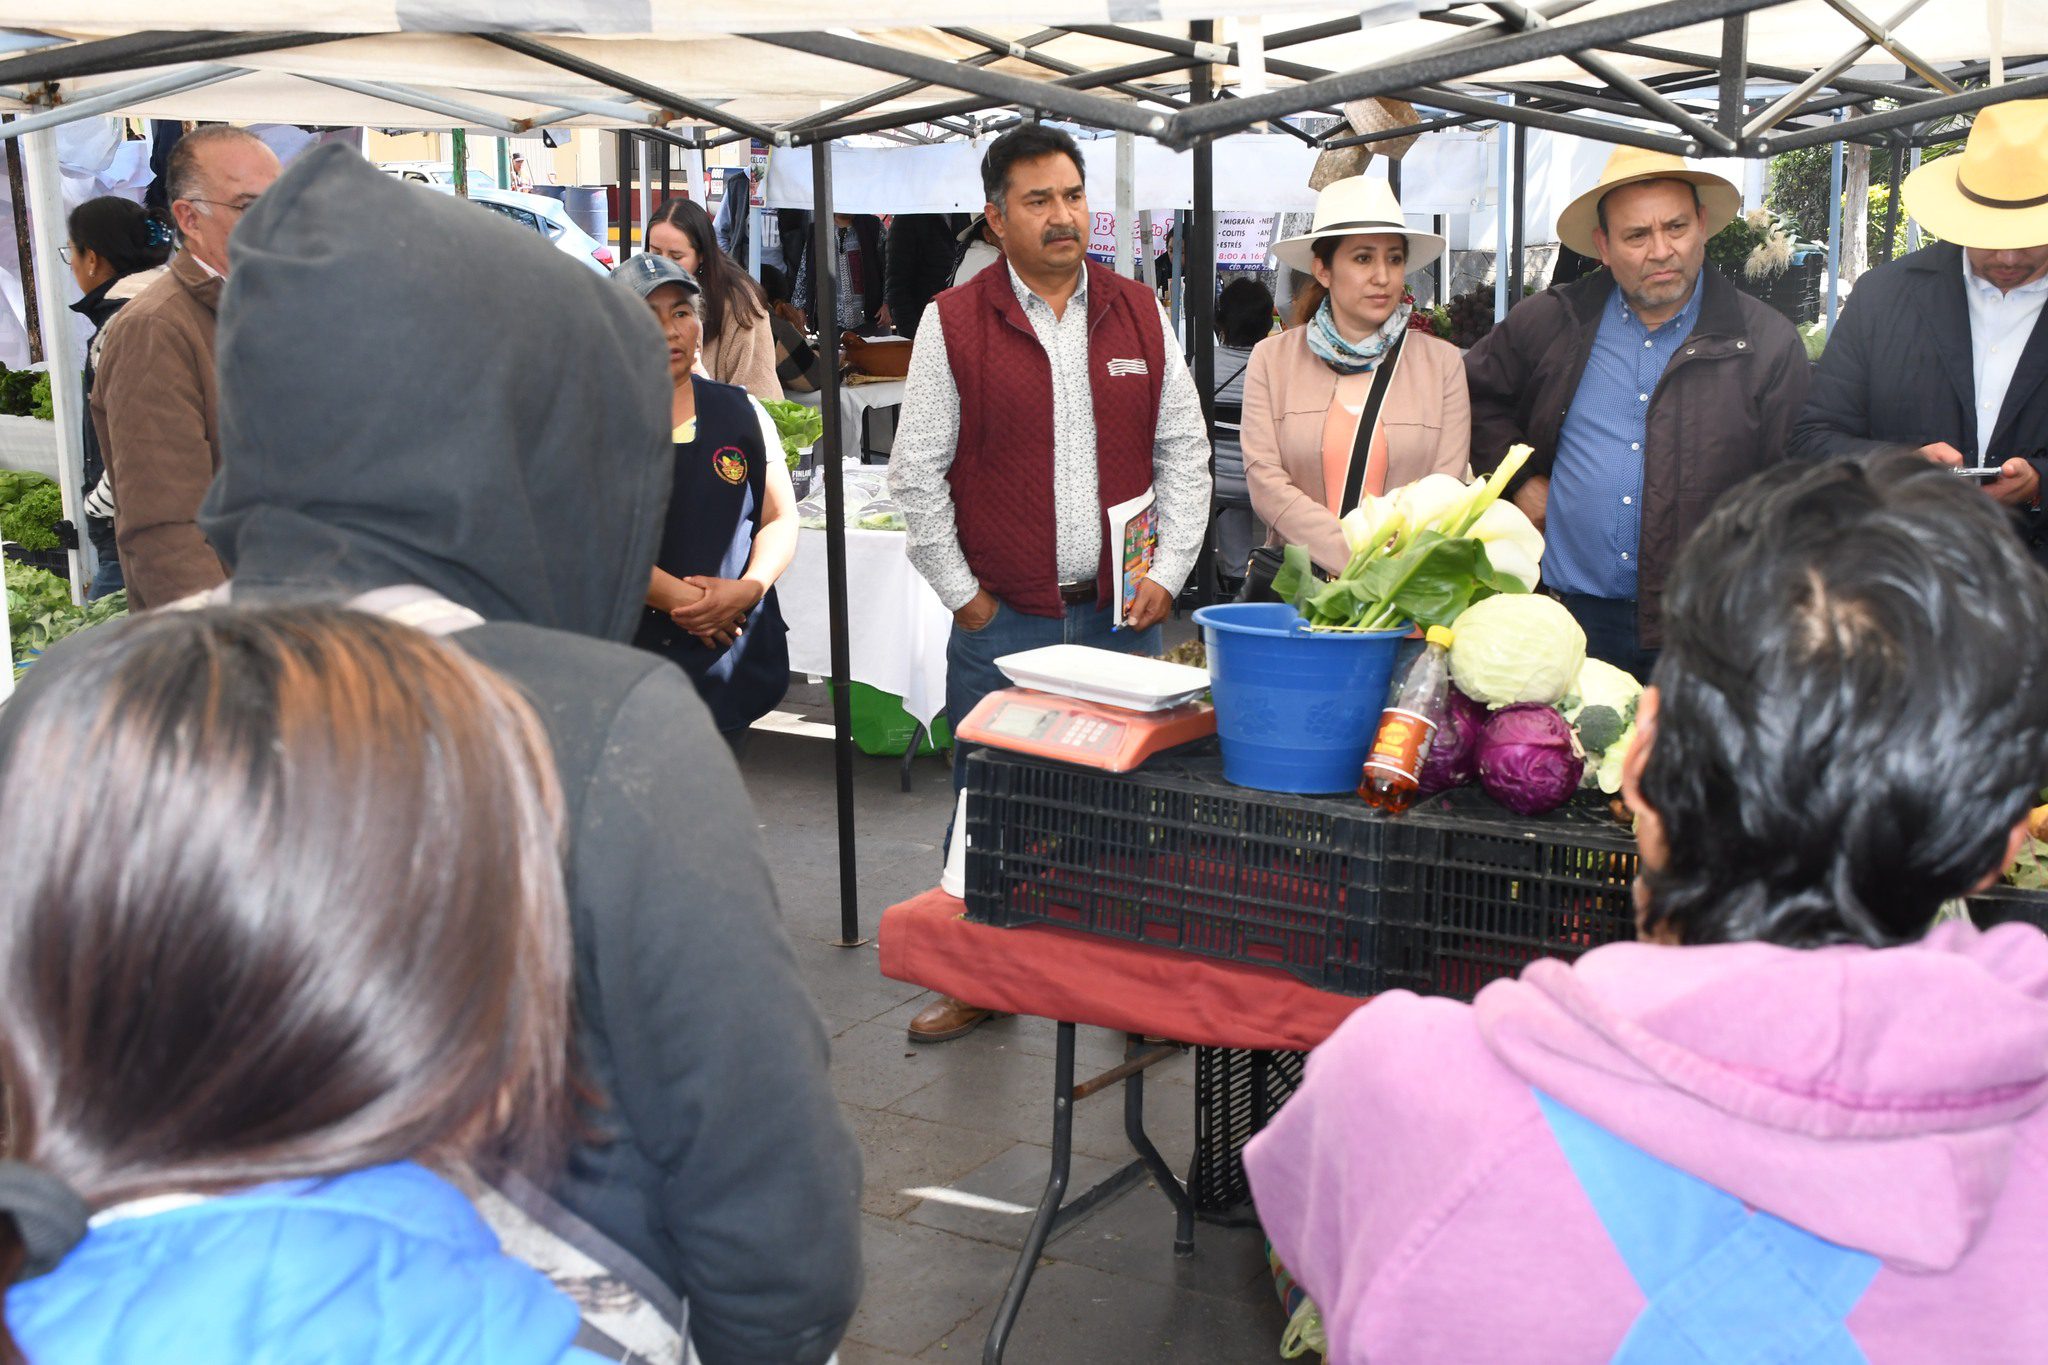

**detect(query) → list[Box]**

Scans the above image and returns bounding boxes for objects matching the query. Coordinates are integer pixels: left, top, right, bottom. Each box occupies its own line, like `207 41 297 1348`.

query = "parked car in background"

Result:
413 182 614 275
380 160 497 195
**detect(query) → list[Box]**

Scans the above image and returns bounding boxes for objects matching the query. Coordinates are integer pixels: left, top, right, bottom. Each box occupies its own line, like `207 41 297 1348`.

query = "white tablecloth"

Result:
780 525 952 729
837 379 905 464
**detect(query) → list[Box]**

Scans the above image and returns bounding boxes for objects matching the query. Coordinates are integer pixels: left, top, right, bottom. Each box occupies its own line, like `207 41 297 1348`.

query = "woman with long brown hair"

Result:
645 195 781 401
0 605 597 1364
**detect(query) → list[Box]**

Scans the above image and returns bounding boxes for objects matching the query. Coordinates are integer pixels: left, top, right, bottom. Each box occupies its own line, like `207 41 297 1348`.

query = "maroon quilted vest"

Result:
935 258 1165 618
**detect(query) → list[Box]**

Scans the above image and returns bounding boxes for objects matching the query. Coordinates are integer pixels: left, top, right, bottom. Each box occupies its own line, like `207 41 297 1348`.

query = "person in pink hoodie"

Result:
1246 450 2048 1364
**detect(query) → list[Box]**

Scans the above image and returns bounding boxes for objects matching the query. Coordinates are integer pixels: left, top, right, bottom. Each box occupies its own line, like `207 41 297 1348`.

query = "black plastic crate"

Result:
1966 885 2048 932
1375 794 1639 1001
963 749 1390 993
1187 1046 1304 1216
964 749 1642 1000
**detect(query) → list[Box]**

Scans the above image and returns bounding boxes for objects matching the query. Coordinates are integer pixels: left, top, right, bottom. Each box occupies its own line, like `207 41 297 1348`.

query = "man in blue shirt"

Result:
1467 149 1810 677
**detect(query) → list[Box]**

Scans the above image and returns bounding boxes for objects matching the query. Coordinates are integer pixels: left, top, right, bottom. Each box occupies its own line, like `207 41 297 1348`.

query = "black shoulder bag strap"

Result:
1336 331 1408 517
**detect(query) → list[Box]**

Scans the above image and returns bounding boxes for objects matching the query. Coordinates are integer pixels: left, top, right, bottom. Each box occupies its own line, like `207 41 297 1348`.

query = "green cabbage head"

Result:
1448 594 1587 707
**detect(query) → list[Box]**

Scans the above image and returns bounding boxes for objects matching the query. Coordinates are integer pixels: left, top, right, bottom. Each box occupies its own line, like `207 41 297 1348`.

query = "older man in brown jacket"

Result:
89 125 279 608
1466 149 1808 677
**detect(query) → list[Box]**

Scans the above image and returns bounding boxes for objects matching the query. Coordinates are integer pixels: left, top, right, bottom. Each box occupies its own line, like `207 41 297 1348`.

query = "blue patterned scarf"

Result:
1306 296 1411 374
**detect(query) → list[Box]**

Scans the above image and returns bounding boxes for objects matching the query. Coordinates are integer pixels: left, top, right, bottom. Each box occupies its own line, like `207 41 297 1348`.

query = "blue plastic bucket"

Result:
1192 602 1408 794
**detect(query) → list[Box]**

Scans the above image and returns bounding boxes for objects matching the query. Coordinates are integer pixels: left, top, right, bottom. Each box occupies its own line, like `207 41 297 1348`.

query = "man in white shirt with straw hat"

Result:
1792 98 2048 561
1466 147 1808 678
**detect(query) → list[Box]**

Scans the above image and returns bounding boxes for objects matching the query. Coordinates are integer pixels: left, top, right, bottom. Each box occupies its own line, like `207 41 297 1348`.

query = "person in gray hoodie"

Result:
197 143 862 1365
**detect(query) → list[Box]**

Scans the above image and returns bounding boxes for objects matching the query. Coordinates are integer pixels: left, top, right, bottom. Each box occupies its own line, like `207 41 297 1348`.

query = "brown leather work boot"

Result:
907 994 999 1043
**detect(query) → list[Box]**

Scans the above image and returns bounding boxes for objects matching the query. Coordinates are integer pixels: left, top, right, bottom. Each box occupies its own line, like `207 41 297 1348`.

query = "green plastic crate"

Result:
828 681 952 756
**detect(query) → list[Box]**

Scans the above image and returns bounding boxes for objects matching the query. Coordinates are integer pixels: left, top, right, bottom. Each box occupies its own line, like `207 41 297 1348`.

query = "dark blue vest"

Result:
632 376 789 732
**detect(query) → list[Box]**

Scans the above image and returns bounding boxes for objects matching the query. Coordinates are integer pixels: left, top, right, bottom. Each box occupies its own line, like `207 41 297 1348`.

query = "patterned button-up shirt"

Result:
1545 278 1704 600
889 264 1212 611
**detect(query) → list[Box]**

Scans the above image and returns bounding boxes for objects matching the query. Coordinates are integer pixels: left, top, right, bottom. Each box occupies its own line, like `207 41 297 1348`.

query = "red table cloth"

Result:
879 887 1368 1052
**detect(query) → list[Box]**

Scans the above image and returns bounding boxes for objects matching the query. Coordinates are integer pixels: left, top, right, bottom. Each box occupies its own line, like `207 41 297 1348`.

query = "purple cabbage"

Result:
1475 703 1585 815
1416 686 1488 796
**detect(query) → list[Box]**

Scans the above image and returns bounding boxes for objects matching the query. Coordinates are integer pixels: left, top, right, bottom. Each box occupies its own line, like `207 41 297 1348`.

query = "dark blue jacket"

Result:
9 1163 604 1365
1791 242 2048 480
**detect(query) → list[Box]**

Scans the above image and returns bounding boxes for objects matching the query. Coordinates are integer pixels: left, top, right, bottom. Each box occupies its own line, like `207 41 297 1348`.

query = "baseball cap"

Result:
617 252 702 301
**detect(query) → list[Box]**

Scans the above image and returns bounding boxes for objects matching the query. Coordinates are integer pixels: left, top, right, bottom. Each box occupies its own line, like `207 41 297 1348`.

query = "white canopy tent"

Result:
3 0 2043 961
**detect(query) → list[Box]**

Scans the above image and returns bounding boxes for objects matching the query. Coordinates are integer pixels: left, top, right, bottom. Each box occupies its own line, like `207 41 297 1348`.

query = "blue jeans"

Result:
87 553 124 603
946 599 1163 792
1558 592 1658 683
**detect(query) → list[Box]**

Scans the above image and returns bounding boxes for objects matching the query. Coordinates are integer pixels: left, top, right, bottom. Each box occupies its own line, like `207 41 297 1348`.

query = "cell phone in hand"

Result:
1953 465 2004 480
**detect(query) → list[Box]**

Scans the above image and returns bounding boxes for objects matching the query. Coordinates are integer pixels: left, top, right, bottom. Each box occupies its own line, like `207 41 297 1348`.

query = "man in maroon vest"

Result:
888 123 1213 1043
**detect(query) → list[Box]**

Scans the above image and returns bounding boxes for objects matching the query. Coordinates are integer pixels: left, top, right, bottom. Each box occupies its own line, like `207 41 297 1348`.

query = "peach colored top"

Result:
1318 370 1391 514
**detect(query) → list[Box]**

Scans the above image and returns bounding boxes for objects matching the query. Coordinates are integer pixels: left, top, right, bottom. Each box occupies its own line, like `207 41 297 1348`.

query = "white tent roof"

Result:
8 3 2044 136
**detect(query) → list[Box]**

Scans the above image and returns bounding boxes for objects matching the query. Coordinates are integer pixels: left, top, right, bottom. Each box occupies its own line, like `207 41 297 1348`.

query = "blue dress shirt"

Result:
1546 279 1704 600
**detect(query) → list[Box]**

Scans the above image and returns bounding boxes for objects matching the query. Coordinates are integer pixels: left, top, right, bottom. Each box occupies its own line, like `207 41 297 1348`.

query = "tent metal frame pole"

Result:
1509 110 1527 306
1826 109 1845 334
616 129 635 260
1819 0 1961 91
1165 0 1785 147
1742 0 1936 139
754 30 1171 140
481 31 776 143
0 29 352 86
1188 20 1219 608
1322 111 1488 148
21 129 89 603
941 28 1189 113
1494 94 1512 324
1474 0 1740 152
810 140 864 949
1757 70 2048 151
1476 77 1718 125
0 64 244 140
778 28 1066 135
1407 84 1700 152
486 90 677 127
1878 148 1902 265
782 54 1196 147
300 75 523 133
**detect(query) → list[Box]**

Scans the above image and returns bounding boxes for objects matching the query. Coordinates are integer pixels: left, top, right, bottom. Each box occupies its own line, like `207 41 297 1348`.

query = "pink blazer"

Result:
1242 326 1471 575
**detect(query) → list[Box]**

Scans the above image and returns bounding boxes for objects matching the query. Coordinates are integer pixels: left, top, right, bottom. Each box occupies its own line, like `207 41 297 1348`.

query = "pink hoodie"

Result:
1244 920 2048 1363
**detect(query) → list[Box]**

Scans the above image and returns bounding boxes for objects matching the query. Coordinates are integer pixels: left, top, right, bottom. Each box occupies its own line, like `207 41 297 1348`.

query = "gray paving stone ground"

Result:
741 673 1289 1365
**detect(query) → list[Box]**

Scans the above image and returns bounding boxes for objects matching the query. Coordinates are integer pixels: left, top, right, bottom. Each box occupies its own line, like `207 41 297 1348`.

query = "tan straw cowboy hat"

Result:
1555 146 1741 259
1271 176 1446 275
1903 99 2048 250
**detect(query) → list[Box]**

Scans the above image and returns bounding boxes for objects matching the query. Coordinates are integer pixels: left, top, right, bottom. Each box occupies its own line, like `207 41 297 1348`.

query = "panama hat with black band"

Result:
1902 98 2048 250
1554 146 1741 259
1272 176 1446 275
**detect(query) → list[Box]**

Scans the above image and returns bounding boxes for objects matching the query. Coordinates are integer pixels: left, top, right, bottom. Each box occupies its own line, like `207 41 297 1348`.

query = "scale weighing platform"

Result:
957 689 1215 772
954 643 1216 772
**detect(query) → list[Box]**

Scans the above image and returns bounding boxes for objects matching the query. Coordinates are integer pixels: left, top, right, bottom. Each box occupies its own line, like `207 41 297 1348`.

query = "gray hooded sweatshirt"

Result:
200 143 861 1365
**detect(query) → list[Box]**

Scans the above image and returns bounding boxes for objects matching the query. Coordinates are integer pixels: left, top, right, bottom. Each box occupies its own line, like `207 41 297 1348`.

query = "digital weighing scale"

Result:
956 689 1216 772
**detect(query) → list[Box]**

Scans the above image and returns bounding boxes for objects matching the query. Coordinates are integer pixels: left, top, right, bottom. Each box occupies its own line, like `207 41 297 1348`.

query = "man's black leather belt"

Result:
1057 580 1097 604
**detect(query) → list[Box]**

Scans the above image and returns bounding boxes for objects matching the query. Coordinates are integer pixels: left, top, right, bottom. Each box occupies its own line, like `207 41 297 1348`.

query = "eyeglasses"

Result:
58 243 72 263
182 197 255 218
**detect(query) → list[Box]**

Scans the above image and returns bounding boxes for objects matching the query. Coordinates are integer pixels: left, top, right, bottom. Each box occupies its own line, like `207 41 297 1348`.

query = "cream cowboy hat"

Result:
1555 146 1741 259
1903 99 2048 250
1271 176 1446 275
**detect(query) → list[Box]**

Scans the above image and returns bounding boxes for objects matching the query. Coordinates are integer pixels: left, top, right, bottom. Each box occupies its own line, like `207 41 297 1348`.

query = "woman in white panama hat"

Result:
1241 175 1472 576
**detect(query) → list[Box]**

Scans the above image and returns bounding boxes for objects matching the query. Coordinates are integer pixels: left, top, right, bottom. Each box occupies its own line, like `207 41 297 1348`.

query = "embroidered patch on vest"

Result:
712 447 748 485
1106 358 1150 376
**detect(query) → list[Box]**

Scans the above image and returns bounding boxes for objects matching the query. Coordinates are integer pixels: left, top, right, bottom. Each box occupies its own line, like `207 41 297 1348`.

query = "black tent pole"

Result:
1509 110 1527 304
616 129 634 260
812 142 864 947
1188 22 1219 606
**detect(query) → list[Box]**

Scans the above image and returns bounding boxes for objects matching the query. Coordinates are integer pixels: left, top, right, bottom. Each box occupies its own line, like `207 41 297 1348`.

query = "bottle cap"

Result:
1425 625 1454 648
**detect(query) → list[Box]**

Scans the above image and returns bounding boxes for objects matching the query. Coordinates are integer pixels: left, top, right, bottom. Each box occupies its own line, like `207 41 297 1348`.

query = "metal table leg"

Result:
901 720 924 792
982 1027 1197 1362
1121 1038 1195 1257
984 1021 1077 1365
